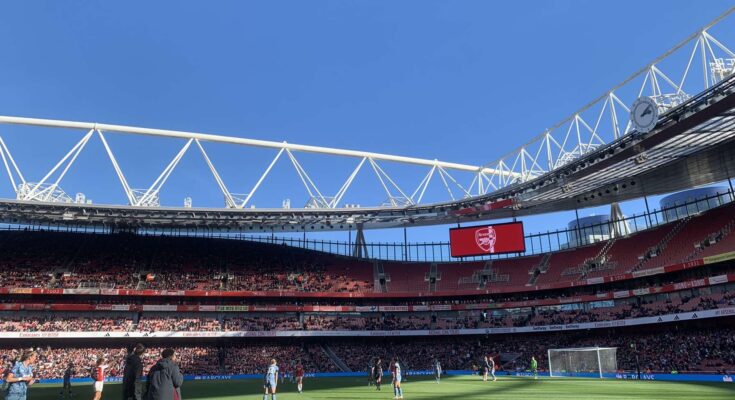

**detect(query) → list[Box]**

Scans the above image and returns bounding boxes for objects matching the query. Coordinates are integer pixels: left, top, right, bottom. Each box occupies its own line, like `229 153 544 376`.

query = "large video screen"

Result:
449 222 525 257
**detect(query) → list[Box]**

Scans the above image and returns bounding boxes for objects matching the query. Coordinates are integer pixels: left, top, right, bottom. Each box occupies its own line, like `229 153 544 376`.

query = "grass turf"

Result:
28 375 735 400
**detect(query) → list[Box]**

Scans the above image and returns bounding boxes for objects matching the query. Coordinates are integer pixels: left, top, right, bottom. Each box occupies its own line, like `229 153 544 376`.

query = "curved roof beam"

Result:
0 115 520 180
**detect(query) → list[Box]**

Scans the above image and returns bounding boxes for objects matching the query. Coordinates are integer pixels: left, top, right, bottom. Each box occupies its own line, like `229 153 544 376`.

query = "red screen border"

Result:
449 221 526 258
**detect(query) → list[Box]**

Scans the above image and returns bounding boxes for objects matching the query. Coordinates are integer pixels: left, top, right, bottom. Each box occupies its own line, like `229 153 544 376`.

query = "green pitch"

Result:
29 375 735 400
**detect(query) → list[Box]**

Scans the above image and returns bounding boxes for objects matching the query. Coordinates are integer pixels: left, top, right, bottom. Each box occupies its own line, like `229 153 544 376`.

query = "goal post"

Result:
547 347 617 378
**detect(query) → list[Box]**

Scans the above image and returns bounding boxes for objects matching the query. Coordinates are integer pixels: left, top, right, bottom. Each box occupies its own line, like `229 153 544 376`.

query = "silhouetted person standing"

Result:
123 344 146 400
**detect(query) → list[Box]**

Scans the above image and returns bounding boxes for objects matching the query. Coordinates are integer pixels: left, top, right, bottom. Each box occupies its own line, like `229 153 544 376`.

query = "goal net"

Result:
548 347 617 378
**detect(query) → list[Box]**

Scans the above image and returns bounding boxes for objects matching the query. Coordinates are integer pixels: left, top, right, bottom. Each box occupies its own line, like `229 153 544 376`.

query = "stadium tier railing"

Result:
2 189 733 263
0 305 733 338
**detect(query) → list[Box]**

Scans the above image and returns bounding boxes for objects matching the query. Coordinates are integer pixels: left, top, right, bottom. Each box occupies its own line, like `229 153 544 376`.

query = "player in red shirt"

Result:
280 364 287 384
92 356 108 400
295 363 304 393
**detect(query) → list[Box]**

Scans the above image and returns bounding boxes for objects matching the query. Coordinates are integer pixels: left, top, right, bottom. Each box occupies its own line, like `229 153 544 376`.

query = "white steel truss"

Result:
0 8 733 209
0 121 518 209
13 129 95 203
476 8 735 195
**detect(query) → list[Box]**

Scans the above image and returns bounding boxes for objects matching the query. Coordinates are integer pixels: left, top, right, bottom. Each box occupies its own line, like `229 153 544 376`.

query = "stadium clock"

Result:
630 96 659 133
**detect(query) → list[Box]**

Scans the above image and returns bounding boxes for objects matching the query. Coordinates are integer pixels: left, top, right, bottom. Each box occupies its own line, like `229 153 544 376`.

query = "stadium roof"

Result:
0 73 734 231
1 9 735 230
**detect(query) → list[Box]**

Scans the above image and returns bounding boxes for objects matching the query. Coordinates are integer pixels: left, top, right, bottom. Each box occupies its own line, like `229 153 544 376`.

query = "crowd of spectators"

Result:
595 329 735 374
521 291 735 327
0 316 134 332
0 343 337 379
1 227 734 300
0 346 220 379
223 316 301 331
0 268 51 289
330 327 735 374
0 290 732 333
427 291 735 330
1 325 733 380
0 231 372 293
223 343 338 374
303 314 434 331
300 291 735 331
137 317 221 332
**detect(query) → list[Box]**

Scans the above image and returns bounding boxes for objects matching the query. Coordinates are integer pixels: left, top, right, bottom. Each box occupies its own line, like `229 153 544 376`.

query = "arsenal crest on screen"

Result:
474 226 496 253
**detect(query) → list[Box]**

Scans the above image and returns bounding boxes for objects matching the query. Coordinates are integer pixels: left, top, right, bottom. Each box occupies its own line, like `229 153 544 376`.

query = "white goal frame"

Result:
547 347 618 379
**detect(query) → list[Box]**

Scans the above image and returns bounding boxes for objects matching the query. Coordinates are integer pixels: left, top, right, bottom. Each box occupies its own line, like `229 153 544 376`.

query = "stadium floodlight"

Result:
547 347 617 379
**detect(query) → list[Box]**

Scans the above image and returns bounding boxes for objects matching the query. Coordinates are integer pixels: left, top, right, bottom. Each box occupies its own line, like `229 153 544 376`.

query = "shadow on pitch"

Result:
27 376 539 400
659 380 735 392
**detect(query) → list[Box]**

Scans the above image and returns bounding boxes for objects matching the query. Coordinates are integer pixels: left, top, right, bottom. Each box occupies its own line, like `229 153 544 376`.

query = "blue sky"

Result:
0 1 733 244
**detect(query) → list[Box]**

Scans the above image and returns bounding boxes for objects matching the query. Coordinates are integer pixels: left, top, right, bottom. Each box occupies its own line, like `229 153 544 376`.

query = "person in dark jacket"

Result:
144 349 182 400
123 344 146 400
